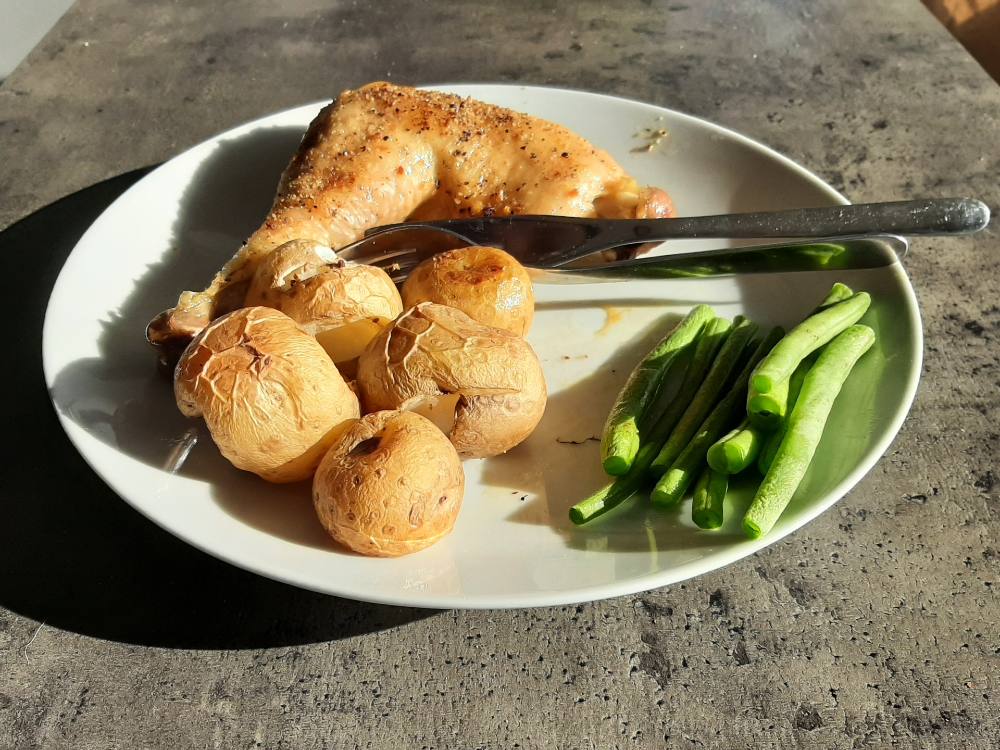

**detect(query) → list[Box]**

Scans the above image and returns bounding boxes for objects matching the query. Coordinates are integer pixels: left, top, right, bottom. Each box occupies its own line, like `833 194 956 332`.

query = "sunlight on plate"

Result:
42 85 921 607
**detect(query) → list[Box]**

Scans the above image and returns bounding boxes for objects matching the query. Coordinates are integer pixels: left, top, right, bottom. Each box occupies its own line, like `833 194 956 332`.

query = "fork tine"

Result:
340 225 475 265
356 247 418 266
385 258 422 284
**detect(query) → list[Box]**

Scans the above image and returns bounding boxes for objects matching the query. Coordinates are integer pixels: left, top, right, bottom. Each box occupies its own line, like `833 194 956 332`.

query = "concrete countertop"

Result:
0 0 997 747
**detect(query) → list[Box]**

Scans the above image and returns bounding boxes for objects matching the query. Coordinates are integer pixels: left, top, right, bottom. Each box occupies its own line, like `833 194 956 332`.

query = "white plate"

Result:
43 85 921 608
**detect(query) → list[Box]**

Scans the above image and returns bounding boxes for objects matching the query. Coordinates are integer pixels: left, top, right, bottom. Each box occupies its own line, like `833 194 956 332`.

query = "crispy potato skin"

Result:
174 306 360 482
356 302 546 457
244 239 402 337
244 239 401 372
313 410 464 556
401 246 534 336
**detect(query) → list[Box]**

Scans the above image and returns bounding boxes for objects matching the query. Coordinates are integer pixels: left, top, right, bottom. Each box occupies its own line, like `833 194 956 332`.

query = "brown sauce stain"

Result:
597 305 625 336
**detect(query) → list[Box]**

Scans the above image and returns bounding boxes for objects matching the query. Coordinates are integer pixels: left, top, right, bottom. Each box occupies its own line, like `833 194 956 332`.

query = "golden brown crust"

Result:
313 410 464 556
147 82 673 356
356 302 546 458
400 246 534 336
174 306 360 482
243 239 402 366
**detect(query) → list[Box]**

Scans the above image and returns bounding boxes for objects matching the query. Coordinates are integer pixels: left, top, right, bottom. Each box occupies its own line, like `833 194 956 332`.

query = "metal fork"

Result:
334 197 989 281
340 231 908 284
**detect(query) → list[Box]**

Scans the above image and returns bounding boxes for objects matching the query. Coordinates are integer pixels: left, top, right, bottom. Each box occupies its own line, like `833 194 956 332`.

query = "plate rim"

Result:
41 83 923 608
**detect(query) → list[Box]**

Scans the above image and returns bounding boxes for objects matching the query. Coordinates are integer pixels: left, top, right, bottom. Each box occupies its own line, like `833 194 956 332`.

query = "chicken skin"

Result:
148 82 673 358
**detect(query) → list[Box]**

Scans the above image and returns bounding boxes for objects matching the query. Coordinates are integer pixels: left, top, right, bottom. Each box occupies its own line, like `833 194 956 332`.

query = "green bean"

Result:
743 325 876 539
751 292 870 394
570 441 656 524
651 327 784 507
707 418 764 474
643 316 734 435
756 355 813 474
571 316 732 524
746 284 854 428
601 305 714 475
649 317 758 476
747 378 790 431
757 430 780 476
815 282 854 312
692 467 729 529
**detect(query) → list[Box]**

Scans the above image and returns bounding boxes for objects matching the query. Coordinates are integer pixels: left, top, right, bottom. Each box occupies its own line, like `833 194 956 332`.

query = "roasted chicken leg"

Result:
147 82 673 359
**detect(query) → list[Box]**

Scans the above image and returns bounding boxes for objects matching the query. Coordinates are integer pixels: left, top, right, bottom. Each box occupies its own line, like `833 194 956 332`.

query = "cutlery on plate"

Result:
333 197 987 281
524 235 907 284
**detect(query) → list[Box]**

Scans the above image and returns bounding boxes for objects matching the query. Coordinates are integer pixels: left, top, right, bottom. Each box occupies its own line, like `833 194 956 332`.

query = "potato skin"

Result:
357 302 546 458
313 410 464 557
244 239 402 361
174 306 360 482
401 246 534 336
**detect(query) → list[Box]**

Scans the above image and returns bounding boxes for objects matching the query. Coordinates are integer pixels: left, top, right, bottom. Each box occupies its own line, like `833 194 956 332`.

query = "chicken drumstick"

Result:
147 82 673 360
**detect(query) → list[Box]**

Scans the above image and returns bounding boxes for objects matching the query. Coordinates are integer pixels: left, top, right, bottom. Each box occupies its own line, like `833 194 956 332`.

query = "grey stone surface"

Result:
0 0 75 80
1 0 997 747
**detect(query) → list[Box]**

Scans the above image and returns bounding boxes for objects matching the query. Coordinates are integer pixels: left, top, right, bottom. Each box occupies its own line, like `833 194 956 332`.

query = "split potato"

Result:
400 246 534 336
357 302 546 458
174 306 360 482
313 409 465 557
244 239 403 369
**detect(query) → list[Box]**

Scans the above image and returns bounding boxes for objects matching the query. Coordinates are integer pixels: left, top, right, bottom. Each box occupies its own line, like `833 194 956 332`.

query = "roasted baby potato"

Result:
356 302 546 458
313 409 465 557
244 239 403 369
400 246 534 336
174 306 360 482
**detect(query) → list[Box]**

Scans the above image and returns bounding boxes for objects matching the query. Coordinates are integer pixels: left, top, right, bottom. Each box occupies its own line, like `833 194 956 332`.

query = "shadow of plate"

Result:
9 156 436 648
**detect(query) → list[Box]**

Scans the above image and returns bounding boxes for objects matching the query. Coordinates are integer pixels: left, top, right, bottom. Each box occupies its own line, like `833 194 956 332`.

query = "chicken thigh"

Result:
147 82 673 358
